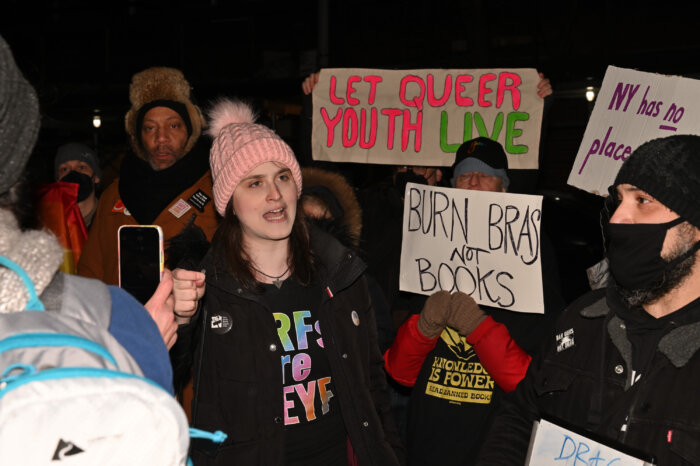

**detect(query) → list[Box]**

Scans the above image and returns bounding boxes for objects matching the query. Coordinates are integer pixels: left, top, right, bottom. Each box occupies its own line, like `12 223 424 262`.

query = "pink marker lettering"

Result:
359 108 378 149
346 75 361 105
455 74 474 106
478 73 497 107
381 108 402 149
364 75 383 105
399 75 425 111
497 72 522 110
402 109 423 151
329 76 344 105
320 107 342 147
342 108 358 148
426 74 452 107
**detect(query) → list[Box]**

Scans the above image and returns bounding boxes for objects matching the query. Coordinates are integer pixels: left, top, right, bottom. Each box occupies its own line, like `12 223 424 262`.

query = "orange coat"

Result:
78 171 219 285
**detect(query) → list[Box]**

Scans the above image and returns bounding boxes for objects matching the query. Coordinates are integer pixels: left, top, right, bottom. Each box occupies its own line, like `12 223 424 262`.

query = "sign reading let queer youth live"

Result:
569 66 700 194
311 68 544 168
399 183 544 314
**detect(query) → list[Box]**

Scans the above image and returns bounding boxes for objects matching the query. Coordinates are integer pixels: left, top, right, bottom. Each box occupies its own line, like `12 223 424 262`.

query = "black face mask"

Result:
606 217 700 290
395 170 428 195
60 171 94 202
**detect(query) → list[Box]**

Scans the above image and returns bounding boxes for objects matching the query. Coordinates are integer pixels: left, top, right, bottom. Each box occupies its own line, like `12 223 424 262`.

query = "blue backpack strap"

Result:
0 256 45 311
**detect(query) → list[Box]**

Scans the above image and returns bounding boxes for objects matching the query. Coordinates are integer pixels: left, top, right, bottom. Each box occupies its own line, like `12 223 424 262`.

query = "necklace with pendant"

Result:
252 265 290 289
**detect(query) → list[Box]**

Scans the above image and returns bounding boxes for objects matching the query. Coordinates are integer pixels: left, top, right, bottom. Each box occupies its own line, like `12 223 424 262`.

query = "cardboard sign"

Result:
312 68 544 168
568 66 700 195
526 419 655 465
399 183 544 314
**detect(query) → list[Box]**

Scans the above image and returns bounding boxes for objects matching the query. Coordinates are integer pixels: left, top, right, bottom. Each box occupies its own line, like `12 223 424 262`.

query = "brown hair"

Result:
218 198 315 291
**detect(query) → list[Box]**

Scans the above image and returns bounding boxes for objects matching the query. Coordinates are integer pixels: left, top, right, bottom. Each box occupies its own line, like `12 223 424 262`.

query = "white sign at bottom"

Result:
526 419 655 465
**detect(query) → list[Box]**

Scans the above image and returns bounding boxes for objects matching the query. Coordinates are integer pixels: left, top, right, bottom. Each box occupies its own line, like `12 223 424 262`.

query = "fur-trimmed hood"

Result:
124 67 206 161
301 167 362 247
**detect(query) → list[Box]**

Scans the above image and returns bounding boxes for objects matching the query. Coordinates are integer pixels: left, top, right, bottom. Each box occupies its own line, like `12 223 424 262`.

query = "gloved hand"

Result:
447 292 486 337
417 290 452 338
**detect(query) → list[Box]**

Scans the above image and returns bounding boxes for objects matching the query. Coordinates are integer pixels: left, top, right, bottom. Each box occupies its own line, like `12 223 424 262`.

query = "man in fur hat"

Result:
78 67 219 286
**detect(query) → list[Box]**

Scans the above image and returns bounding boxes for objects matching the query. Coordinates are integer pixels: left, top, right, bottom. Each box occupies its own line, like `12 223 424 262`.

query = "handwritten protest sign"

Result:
399 183 544 313
312 68 544 169
569 66 700 195
526 419 654 465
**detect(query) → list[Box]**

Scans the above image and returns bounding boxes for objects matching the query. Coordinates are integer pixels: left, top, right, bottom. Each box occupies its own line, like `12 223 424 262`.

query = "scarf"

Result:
118 139 210 225
0 209 63 313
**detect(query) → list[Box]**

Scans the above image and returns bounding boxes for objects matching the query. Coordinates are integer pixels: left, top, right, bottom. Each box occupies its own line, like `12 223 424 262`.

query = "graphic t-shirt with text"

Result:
262 280 347 466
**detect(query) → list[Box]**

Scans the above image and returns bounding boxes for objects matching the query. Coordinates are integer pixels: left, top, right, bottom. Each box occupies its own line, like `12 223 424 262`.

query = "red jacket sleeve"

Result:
383 314 439 387
466 316 532 392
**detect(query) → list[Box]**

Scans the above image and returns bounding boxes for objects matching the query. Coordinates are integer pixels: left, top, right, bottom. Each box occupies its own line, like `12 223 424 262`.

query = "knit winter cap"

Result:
54 142 101 180
450 136 510 190
614 134 700 229
124 67 205 162
207 99 302 215
0 35 40 194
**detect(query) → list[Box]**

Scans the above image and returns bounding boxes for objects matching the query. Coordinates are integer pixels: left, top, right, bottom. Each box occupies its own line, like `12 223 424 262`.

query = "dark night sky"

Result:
2 0 699 189
3 0 698 301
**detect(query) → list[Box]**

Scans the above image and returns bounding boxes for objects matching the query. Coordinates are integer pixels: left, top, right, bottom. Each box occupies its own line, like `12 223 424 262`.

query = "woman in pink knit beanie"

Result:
170 99 403 465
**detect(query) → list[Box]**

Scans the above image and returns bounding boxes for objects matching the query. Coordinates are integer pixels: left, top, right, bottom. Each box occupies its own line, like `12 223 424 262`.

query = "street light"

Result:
585 86 596 102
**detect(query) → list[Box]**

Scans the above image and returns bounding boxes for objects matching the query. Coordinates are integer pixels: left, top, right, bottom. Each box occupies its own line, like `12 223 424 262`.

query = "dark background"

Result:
3 0 698 302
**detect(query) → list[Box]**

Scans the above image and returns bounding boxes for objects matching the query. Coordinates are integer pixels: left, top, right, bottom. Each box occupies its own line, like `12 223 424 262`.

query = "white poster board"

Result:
568 65 700 195
526 419 654 465
399 183 544 314
312 68 544 168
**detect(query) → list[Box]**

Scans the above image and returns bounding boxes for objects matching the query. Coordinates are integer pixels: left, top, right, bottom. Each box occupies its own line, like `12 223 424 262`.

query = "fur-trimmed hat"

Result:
124 67 205 161
451 137 510 190
208 99 302 215
301 167 362 246
614 135 700 229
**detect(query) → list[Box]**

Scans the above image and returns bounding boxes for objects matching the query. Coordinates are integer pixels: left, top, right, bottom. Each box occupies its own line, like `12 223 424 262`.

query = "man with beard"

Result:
477 134 700 465
78 67 219 285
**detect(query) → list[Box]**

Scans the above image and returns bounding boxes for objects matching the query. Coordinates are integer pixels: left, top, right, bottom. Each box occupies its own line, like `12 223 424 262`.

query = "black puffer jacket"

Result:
478 287 700 465
174 226 404 465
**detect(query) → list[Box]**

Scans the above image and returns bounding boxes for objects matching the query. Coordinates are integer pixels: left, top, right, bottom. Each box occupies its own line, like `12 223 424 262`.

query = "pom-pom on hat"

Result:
450 136 510 190
614 134 700 229
208 99 302 215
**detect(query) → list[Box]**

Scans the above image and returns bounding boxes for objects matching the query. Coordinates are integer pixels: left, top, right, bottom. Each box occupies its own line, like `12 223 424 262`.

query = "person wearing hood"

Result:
169 99 404 465
78 67 219 285
300 166 395 353
0 34 176 393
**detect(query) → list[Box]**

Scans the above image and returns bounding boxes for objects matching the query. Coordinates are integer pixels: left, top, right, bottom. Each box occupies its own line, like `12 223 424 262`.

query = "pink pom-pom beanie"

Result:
207 99 302 215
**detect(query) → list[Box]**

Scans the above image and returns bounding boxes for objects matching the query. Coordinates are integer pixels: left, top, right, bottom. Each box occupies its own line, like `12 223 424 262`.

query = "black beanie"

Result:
614 134 700 229
135 99 193 145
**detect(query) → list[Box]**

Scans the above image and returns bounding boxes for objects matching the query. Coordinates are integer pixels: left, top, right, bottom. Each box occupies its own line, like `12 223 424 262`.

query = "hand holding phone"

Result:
118 225 164 304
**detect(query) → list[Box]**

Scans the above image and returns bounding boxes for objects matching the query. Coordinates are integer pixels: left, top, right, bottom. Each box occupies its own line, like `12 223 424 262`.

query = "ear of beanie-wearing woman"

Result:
170 99 404 466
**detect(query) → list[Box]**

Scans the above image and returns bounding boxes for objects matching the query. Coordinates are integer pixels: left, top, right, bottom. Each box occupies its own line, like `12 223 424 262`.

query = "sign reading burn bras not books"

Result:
311 68 544 168
569 66 700 195
399 183 544 314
